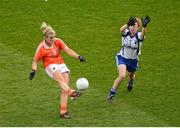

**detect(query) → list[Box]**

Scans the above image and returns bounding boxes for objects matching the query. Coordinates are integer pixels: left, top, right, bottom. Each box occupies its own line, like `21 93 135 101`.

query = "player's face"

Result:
129 22 138 34
45 33 56 46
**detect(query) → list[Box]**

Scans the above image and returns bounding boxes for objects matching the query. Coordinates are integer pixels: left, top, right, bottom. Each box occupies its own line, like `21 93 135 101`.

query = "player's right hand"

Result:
29 69 36 80
127 17 137 26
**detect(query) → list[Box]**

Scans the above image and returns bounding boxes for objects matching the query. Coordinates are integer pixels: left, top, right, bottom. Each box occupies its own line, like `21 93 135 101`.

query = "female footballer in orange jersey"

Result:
29 22 85 119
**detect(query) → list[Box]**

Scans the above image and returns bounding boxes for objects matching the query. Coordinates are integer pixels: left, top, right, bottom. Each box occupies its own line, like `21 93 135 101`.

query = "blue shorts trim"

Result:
115 55 138 72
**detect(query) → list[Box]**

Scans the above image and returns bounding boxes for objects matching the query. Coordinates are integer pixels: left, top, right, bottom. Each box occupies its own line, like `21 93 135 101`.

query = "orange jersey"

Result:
33 38 65 68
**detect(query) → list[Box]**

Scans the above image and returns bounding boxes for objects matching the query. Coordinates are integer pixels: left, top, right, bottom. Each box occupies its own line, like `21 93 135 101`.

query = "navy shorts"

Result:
115 55 138 72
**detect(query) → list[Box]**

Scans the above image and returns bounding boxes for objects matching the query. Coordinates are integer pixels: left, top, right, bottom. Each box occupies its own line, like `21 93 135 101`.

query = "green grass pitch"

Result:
0 0 180 126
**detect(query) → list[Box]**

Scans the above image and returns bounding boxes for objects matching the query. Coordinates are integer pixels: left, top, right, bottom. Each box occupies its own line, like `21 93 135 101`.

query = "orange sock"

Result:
60 104 67 115
67 88 75 96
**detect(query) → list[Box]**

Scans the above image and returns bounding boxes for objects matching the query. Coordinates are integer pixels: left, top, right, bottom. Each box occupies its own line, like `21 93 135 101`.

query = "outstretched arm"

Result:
64 46 85 62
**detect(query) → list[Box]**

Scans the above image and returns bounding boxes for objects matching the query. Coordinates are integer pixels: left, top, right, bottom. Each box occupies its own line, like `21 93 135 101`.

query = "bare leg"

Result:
60 72 69 115
107 64 127 101
53 71 74 96
127 71 135 81
112 64 127 90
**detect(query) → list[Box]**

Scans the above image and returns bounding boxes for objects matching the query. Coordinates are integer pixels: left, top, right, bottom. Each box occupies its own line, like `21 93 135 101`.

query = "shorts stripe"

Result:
47 66 53 74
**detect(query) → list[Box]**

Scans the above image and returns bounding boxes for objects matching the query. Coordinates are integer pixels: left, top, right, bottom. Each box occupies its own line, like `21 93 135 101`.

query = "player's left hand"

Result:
79 55 85 62
141 15 150 27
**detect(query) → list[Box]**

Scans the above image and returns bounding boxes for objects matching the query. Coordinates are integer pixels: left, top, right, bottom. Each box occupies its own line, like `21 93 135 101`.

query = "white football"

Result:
76 78 89 90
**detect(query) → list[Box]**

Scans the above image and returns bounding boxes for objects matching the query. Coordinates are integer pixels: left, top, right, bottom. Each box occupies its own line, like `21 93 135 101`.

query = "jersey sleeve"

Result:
138 32 145 41
33 44 43 62
55 38 66 50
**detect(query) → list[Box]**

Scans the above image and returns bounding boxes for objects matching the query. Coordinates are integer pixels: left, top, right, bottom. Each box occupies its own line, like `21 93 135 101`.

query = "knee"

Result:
55 76 65 83
129 74 135 79
118 75 126 80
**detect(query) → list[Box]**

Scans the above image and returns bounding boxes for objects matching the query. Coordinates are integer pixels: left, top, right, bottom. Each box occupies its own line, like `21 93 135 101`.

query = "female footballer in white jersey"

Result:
107 16 150 102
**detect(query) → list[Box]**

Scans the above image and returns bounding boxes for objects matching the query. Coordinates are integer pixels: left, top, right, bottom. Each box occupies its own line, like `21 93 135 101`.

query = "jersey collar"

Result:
43 41 53 49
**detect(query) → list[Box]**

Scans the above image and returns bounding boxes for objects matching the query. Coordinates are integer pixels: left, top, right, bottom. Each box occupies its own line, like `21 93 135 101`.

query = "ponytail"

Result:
40 22 55 36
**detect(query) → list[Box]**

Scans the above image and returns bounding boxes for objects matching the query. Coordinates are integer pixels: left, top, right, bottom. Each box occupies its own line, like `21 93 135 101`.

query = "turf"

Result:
0 0 180 126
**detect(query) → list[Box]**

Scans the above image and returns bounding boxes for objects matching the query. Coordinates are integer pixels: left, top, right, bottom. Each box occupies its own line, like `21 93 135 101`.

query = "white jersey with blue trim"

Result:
118 29 144 59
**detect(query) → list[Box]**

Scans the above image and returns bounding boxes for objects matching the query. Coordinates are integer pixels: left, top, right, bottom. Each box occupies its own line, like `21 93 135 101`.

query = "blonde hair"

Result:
135 17 142 28
40 22 55 37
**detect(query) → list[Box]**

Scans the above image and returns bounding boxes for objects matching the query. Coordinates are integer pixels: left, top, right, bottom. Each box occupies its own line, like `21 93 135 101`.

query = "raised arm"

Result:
140 15 151 39
141 27 147 40
120 24 128 33
120 17 137 33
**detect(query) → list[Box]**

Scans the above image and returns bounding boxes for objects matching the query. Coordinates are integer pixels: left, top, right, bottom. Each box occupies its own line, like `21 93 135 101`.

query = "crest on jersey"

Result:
52 49 57 56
